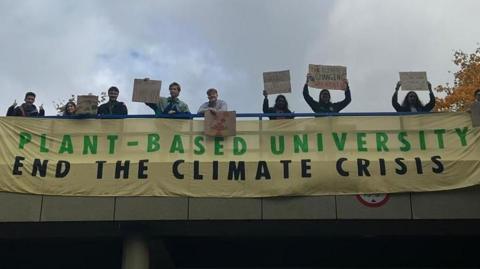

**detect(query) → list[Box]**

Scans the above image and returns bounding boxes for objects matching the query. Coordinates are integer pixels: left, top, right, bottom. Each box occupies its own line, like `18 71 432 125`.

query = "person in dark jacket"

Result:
303 75 351 113
262 90 294 120
97 86 128 115
392 81 435 112
7 92 44 117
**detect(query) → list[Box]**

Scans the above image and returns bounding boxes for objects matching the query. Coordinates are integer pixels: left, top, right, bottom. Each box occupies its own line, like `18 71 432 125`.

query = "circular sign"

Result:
356 193 390 207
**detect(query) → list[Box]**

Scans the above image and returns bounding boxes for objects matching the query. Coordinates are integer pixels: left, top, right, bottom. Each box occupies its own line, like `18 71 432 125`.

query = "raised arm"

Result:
423 81 436 112
303 83 318 111
391 81 402 112
333 79 352 112
262 90 270 113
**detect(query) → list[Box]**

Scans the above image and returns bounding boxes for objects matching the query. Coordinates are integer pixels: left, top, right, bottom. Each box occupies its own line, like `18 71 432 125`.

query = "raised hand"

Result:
395 81 401 91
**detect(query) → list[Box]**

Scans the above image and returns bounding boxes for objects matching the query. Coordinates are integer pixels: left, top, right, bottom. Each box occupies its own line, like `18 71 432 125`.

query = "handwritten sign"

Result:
76 95 98 115
308 64 347 90
399 72 428 91
263 70 291 94
132 79 161 103
204 111 236 137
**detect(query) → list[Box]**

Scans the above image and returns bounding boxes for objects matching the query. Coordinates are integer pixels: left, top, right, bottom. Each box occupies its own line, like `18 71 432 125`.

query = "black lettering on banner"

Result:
173 160 185 179
357 158 371 177
212 161 219 180
13 156 25 175
336 158 349 176
115 160 130 179
301 159 311 178
96 161 106 179
55 160 70 178
431 156 444 174
255 161 271 180
228 161 245 180
32 159 48 177
414 157 423 174
193 160 203 180
138 159 149 179
379 158 386 176
395 158 407 175
280 160 291 179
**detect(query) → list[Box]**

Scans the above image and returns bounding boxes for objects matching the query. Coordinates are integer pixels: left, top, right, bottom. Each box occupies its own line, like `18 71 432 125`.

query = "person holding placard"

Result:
63 101 77 116
97 86 128 115
391 81 435 112
197 88 228 115
7 92 45 117
303 74 351 114
262 90 294 120
145 82 190 116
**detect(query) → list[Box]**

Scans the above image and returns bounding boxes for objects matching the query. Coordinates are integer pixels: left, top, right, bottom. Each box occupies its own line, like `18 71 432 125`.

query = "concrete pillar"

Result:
122 234 149 269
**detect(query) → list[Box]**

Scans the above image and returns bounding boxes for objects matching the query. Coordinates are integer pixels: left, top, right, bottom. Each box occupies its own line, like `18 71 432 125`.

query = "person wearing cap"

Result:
97 86 128 115
146 82 190 116
303 74 351 114
7 91 45 117
197 88 228 115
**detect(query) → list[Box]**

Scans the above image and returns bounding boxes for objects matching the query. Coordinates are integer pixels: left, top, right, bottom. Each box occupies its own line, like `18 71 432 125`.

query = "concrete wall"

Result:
1 186 480 222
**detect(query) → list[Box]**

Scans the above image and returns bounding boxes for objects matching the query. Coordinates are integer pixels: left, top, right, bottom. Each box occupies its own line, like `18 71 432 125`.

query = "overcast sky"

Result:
1 0 479 116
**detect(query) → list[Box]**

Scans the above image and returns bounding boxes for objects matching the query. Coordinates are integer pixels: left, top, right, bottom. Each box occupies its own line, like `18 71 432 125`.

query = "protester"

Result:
262 90 294 120
63 101 77 116
392 81 435 112
197 88 228 115
146 81 190 116
97 86 128 115
6 92 45 117
303 75 351 113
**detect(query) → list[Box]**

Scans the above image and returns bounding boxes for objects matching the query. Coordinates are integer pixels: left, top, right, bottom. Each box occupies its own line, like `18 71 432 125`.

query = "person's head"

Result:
274 95 289 110
65 101 77 115
475 89 480 102
24 92 36 105
206 88 218 103
169 82 181 98
402 91 423 107
108 86 119 101
319 89 331 103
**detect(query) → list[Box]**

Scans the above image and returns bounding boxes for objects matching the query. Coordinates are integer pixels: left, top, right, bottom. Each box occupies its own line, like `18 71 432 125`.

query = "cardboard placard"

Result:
263 70 291 94
399 72 428 91
132 79 161 103
76 95 98 115
308 64 347 90
471 102 480 127
204 111 236 137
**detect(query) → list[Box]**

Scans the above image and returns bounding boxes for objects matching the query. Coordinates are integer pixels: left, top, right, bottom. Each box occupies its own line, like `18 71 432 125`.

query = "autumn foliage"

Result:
435 46 480 112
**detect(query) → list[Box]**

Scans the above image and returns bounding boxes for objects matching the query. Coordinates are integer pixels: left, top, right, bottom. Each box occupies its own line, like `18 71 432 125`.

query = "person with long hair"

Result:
262 90 294 119
303 75 351 114
63 101 77 116
392 81 435 112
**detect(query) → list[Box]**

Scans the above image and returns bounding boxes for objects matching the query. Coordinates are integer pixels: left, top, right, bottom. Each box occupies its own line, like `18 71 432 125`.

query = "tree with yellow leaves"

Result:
435 46 480 112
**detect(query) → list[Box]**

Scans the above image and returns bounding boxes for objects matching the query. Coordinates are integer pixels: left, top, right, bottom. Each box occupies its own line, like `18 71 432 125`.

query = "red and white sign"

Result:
356 194 390 208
